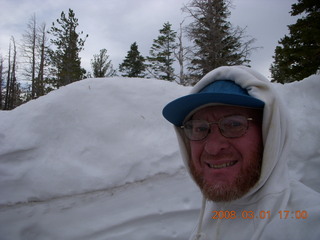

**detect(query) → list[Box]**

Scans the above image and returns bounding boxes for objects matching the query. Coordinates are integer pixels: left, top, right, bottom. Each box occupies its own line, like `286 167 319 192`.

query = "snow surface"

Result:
0 74 319 239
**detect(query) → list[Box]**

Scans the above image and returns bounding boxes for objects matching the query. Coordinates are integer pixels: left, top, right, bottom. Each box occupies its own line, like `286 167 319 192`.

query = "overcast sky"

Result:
0 0 298 80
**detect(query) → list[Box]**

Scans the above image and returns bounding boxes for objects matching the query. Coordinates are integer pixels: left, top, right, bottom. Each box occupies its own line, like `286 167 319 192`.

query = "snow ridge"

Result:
1 75 320 239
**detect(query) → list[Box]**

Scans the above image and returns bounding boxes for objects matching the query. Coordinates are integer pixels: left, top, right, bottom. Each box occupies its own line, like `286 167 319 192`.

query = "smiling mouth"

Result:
206 160 238 169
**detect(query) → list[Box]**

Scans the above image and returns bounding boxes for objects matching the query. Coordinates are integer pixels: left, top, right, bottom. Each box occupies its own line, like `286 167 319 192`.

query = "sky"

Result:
0 0 298 79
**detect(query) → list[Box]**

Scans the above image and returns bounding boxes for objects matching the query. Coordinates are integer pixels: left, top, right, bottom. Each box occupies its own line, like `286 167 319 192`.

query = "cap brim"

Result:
162 92 264 126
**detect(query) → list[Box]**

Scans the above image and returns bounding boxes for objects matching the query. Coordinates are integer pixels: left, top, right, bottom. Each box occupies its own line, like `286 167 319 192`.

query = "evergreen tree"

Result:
48 9 88 88
183 0 256 82
147 22 177 81
119 42 146 77
91 49 115 77
271 0 320 83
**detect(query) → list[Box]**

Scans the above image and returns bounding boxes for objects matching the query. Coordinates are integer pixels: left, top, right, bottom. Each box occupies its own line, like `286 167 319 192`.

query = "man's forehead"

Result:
192 105 261 118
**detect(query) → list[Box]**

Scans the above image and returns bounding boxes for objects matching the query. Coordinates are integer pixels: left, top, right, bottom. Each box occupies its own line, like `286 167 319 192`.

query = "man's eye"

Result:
224 120 243 129
195 126 208 132
230 121 242 127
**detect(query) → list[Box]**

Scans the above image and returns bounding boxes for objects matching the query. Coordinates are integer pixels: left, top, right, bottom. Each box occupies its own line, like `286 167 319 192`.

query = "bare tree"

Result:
36 22 48 97
4 40 12 110
21 14 37 99
4 37 19 110
20 14 49 99
10 37 18 109
0 55 3 109
174 20 192 85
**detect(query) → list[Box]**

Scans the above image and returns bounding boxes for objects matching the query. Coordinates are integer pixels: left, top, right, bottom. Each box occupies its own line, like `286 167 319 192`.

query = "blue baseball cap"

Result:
162 80 265 126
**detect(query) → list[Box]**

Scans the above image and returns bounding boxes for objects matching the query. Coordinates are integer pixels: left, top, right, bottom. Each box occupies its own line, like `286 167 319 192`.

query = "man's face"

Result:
188 105 263 202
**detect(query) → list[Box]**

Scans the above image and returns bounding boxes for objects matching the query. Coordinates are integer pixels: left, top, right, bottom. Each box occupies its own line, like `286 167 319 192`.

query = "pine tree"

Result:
119 42 146 78
91 49 115 77
271 0 320 83
147 22 177 81
183 0 256 82
48 9 88 88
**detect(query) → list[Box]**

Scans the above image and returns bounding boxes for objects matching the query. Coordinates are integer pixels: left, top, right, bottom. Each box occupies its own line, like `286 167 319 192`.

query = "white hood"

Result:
173 66 320 239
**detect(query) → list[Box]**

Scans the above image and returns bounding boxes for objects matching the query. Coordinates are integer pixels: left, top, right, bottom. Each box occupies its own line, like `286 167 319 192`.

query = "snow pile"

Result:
0 78 188 204
0 74 319 239
275 75 320 192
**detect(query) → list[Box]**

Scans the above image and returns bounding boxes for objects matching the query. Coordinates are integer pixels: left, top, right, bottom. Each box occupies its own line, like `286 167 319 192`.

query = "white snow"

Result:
0 74 319 239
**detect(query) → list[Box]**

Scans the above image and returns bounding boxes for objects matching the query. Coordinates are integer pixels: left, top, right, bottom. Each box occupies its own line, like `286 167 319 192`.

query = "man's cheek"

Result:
190 154 203 172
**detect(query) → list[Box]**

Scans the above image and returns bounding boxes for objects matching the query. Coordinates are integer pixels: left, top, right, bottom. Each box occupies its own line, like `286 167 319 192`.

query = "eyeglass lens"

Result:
183 115 249 141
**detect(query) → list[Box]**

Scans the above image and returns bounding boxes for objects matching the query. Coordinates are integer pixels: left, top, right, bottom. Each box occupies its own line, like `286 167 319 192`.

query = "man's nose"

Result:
204 125 230 155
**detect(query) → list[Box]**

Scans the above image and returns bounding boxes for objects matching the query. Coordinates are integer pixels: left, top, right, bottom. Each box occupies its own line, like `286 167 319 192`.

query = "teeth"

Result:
207 161 236 169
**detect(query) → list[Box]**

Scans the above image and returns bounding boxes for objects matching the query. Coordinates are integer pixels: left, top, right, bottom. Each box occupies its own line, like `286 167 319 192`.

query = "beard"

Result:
189 148 263 202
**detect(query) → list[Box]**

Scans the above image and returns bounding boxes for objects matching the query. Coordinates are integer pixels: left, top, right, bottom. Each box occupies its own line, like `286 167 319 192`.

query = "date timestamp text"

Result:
212 210 309 220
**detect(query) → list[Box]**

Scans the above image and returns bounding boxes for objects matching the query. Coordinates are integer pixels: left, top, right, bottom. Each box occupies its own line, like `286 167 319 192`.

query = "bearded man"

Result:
162 66 320 240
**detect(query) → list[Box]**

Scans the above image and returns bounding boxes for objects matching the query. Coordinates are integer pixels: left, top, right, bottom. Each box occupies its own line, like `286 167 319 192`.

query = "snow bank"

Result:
275 75 320 192
0 77 189 204
0 75 319 239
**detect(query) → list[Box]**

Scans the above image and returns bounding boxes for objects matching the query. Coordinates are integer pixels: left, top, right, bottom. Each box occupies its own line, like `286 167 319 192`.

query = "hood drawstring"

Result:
193 197 207 240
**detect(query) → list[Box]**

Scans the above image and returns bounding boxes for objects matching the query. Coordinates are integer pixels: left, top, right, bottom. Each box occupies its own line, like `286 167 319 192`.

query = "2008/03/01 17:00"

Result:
211 210 309 220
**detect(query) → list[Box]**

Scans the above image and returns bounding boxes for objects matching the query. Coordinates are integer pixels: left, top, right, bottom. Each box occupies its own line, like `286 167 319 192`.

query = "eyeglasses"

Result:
181 115 253 141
